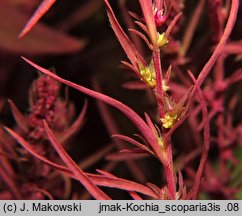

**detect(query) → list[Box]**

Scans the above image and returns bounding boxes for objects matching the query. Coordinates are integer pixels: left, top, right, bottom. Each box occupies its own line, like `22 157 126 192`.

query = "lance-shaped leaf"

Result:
112 134 155 155
21 57 164 163
146 182 161 198
5 127 72 174
43 120 111 200
129 191 143 200
94 169 150 199
55 100 88 144
106 149 150 161
0 2 84 55
122 81 147 90
8 100 30 133
5 126 157 198
139 0 157 47
87 173 158 198
165 13 182 38
19 0 56 38
187 70 210 199
104 0 146 68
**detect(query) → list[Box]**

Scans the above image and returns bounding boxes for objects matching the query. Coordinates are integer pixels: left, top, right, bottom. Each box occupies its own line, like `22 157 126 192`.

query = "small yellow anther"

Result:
162 80 170 92
157 32 169 47
158 136 164 148
161 113 177 129
140 64 156 88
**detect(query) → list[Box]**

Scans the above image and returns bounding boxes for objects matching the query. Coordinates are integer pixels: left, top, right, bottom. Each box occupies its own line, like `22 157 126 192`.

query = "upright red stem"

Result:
153 49 164 118
197 0 239 87
164 140 176 199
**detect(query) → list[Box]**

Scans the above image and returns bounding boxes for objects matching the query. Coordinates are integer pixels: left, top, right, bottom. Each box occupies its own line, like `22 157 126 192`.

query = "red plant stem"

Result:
208 0 223 43
153 49 164 118
197 0 239 87
164 140 176 199
214 54 225 81
188 71 210 200
180 0 205 57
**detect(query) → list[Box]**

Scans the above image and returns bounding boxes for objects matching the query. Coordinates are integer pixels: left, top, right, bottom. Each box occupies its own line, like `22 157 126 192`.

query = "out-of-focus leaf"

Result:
104 0 146 68
0 2 85 55
43 121 111 200
19 0 56 38
55 100 88 144
8 100 30 133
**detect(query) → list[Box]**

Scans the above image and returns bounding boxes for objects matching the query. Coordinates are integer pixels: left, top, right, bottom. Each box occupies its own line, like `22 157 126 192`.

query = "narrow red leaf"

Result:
129 191 143 200
112 134 154 155
87 173 158 198
122 81 146 90
128 11 141 21
96 169 115 177
21 57 163 161
4 125 156 198
0 3 84 54
134 21 149 35
139 0 157 46
120 61 140 77
55 100 87 144
146 183 161 197
8 99 30 133
19 0 56 38
96 169 144 200
106 151 149 161
144 113 157 135
43 120 111 200
104 0 146 68
165 13 182 38
129 29 153 49
5 127 71 174
187 70 210 199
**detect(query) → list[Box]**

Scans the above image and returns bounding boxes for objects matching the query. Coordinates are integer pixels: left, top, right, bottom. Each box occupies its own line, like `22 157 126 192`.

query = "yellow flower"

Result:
161 113 177 129
162 80 170 92
158 136 164 148
157 32 169 47
140 63 156 88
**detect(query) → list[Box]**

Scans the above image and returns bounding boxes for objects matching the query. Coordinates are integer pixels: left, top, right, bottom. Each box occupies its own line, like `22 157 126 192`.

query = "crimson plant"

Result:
0 0 241 199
